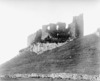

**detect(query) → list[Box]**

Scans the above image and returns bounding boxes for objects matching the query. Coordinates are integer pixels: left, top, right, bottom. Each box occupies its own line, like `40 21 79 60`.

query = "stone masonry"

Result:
27 14 84 46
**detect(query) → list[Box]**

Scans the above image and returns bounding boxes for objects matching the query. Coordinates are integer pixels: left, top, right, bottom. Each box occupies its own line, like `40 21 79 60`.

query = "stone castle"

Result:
27 14 83 46
26 14 84 54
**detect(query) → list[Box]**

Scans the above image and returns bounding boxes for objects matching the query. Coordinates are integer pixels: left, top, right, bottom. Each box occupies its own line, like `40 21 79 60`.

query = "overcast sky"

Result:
0 0 100 65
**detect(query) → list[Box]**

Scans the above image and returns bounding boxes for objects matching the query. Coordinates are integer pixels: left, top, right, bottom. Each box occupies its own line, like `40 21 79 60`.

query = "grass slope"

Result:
0 34 100 75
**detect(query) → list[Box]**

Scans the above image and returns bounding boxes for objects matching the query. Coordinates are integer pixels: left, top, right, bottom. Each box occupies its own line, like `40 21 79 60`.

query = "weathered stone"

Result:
27 29 42 46
27 14 84 46
68 14 84 38
49 23 56 31
57 22 66 31
68 22 76 39
74 14 84 37
41 25 50 40
34 29 42 43
32 42 67 54
27 33 37 46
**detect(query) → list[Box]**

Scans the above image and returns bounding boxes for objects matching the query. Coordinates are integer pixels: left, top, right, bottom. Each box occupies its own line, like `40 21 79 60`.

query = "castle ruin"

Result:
27 14 84 54
28 14 83 46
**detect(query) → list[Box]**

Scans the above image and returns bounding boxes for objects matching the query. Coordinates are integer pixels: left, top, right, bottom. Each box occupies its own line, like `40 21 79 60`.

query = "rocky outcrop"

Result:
30 42 67 54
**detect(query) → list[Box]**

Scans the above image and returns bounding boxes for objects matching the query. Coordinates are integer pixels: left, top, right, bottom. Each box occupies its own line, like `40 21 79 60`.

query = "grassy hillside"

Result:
0 34 100 75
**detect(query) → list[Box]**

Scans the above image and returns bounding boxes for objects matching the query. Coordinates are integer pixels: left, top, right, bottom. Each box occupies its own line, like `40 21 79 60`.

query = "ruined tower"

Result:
74 14 84 38
68 14 84 38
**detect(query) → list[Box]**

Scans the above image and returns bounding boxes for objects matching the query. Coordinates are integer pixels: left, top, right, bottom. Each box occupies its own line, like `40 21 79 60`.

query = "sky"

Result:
0 0 100 65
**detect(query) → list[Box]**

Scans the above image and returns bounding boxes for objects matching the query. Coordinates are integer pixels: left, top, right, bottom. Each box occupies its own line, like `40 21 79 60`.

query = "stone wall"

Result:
41 25 49 40
68 14 84 38
27 33 37 46
27 14 84 46
27 29 42 46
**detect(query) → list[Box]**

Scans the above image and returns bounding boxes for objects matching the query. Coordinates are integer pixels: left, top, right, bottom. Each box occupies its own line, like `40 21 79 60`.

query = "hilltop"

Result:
1 14 100 79
0 33 100 75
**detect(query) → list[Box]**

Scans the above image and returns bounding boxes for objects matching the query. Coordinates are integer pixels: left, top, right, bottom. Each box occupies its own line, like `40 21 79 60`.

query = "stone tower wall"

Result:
68 14 84 39
27 14 84 46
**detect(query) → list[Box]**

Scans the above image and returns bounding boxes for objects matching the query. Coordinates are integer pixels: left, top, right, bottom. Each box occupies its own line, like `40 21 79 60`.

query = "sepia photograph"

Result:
0 0 100 81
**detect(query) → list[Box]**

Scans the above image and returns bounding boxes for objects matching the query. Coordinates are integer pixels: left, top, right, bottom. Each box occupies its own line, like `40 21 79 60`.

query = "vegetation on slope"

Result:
0 34 100 75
